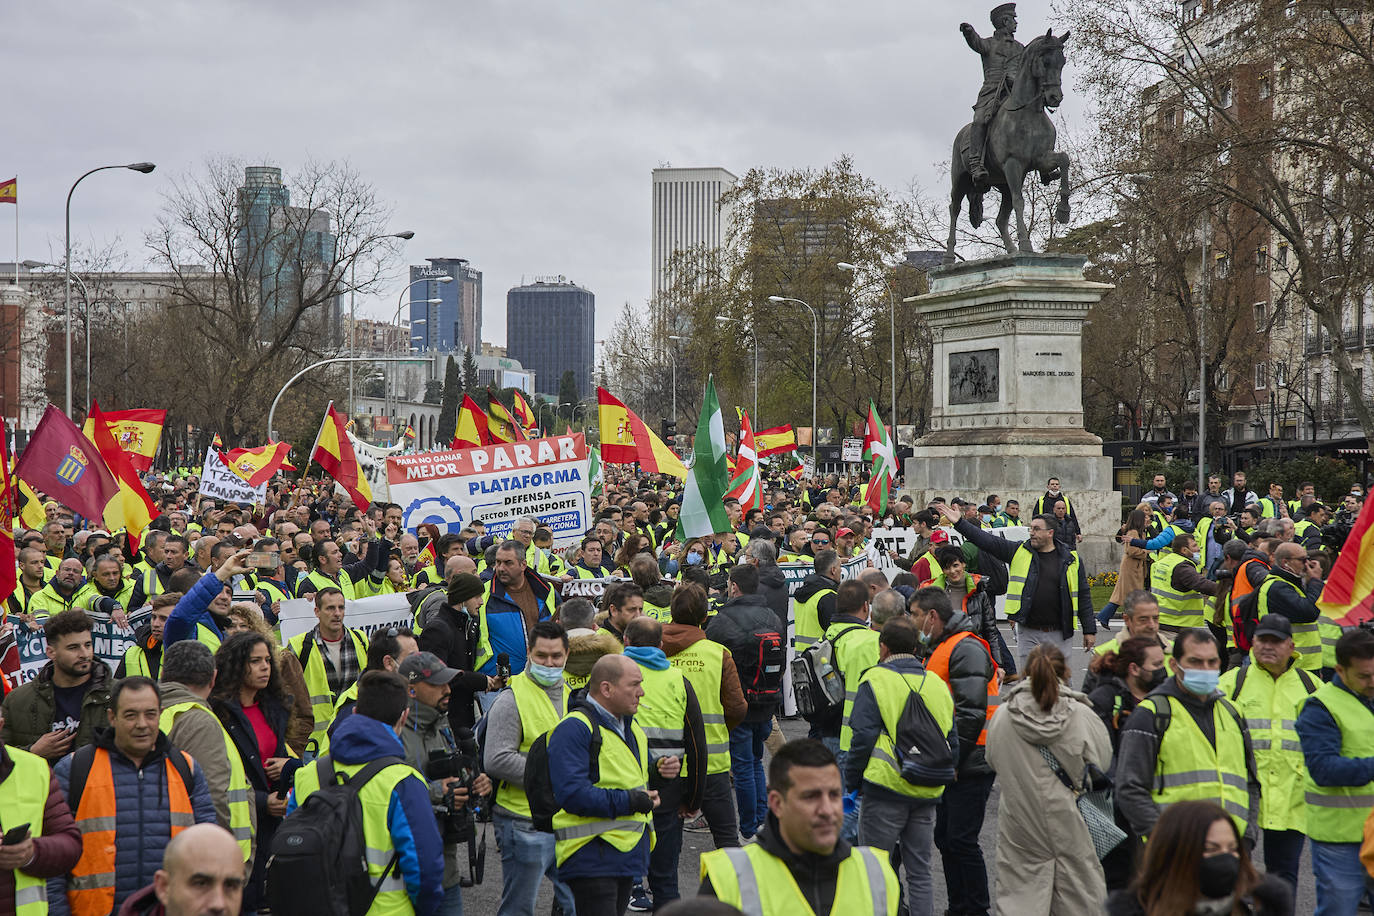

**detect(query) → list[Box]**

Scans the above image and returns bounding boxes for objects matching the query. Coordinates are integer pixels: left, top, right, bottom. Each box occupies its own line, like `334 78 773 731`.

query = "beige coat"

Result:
985 680 1112 916
1108 528 1150 606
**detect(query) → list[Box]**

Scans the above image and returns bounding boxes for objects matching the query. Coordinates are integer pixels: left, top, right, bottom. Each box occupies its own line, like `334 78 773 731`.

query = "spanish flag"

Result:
87 400 156 551
82 408 165 473
223 442 293 487
212 432 224 450
0 178 14 204
487 392 525 443
756 424 798 457
511 390 539 435
1319 496 1374 626
310 402 373 512
597 387 687 479
452 395 490 450
403 424 416 440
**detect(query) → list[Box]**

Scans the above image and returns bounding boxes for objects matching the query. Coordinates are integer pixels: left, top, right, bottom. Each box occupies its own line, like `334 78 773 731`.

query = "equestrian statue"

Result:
944 3 1072 264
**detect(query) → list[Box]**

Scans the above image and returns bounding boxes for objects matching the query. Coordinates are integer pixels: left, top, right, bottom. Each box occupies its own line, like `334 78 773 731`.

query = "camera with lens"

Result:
426 728 487 885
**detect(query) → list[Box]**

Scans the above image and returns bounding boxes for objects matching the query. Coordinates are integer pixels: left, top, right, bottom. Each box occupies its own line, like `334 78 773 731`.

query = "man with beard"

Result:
27 557 86 620
1 610 114 760
475 541 554 711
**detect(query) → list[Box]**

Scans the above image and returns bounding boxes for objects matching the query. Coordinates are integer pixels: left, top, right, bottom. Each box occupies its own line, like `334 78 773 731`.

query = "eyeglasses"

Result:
812 538 831 545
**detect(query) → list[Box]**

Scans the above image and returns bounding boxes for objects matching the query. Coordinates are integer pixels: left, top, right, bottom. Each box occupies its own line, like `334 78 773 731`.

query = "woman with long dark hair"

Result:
1107 800 1292 915
1099 507 1175 629
985 643 1112 914
212 631 301 911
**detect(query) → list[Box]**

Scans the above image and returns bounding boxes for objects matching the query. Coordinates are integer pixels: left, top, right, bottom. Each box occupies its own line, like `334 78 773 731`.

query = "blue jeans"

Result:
1312 840 1369 916
730 721 772 837
1096 602 1119 627
441 881 465 916
835 750 861 845
494 812 576 916
1262 828 1305 894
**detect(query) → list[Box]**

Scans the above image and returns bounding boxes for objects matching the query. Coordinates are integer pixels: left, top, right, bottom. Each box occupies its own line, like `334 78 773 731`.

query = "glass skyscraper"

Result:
506 277 594 398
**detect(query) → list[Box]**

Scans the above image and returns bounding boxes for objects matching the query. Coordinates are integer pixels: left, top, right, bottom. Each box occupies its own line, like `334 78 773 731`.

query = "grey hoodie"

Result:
483 677 567 820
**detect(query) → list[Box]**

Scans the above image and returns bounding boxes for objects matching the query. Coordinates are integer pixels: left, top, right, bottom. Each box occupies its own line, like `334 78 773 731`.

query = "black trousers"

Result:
567 876 633 916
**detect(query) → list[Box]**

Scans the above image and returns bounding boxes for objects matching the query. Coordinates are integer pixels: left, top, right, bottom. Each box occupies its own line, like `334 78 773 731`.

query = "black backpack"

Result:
891 672 957 786
738 622 786 707
523 703 601 833
266 754 407 916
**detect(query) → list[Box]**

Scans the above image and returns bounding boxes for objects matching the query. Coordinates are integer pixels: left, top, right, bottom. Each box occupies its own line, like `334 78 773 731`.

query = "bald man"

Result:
121 823 245 916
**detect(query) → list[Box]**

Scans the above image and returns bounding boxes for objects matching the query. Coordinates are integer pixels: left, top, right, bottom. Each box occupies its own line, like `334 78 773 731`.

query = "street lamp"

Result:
768 296 818 468
27 260 97 409
64 161 155 416
349 230 415 418
714 318 758 424
666 334 686 424
839 261 898 431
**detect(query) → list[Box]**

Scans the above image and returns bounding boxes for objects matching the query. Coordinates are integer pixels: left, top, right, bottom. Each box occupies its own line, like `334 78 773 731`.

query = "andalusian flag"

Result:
597 387 687 478
589 445 603 497
510 390 539 435
755 424 797 457
82 408 165 473
310 402 373 512
223 442 293 487
488 392 526 442
726 409 763 513
1320 496 1374 626
88 400 157 551
862 400 897 516
676 377 731 538
451 395 490 449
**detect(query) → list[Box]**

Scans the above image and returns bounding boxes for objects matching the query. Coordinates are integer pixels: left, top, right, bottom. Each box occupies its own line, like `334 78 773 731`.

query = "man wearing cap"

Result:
399 651 494 916
1218 615 1319 893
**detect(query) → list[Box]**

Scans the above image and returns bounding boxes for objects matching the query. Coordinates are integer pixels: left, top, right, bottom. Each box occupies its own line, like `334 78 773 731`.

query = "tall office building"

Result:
407 258 482 353
506 277 594 398
651 167 736 333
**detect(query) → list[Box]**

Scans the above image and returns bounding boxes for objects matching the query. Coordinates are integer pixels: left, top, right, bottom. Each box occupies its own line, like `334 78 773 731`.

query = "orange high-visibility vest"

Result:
926 630 1001 746
68 747 197 916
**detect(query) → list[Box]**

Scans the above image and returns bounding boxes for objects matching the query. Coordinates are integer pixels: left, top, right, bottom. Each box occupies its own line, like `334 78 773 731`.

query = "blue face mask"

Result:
686 551 703 566
1179 667 1220 696
527 663 564 687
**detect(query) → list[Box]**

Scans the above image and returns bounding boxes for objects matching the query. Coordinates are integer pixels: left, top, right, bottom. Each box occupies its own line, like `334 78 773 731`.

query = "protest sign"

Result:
559 576 625 600
277 594 416 644
15 608 151 685
387 433 591 547
348 431 396 504
199 447 267 505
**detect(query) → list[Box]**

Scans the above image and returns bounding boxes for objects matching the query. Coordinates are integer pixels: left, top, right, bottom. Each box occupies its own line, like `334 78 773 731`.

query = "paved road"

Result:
459 625 1316 913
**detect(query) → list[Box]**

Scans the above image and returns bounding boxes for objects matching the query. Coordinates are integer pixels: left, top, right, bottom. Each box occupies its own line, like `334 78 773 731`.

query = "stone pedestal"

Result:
903 254 1122 571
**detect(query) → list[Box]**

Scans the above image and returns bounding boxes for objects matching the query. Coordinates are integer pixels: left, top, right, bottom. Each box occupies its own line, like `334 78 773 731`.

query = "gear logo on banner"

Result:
403 495 465 533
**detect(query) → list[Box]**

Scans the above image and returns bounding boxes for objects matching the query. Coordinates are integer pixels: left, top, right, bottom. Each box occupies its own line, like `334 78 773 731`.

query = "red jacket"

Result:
0 743 82 914
117 884 165 915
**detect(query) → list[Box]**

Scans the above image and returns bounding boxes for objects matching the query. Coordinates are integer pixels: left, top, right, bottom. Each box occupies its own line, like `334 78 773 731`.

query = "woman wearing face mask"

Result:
1107 800 1292 915
985 643 1112 915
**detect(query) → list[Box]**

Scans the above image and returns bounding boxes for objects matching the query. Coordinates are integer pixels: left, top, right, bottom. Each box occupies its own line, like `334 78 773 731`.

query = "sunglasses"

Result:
812 538 831 545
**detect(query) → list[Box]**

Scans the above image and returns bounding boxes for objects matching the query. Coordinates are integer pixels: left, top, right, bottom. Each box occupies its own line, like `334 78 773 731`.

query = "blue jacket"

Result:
843 655 960 801
287 713 444 916
1128 528 1178 551
548 701 652 881
478 570 552 677
48 730 216 915
164 570 226 646
1296 674 1374 788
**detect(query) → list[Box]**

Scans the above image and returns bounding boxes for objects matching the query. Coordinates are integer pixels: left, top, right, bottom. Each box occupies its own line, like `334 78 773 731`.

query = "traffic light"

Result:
661 419 676 442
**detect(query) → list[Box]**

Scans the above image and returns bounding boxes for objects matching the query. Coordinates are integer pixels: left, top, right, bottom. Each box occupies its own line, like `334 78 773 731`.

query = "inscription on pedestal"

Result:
949 349 999 404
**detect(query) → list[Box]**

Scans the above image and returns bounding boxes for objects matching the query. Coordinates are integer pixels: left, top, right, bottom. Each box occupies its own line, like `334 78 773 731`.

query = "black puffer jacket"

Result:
706 594 783 722
755 562 790 633
416 603 490 729
923 609 995 777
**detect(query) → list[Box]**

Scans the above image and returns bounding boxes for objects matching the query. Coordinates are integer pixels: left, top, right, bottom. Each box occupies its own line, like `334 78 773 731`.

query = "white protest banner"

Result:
199 447 267 505
277 594 416 644
348 431 397 504
387 433 591 547
559 576 627 600
15 608 151 685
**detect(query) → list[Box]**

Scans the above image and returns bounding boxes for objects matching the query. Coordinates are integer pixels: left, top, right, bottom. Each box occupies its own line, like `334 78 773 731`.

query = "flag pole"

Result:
302 400 332 483
13 188 17 286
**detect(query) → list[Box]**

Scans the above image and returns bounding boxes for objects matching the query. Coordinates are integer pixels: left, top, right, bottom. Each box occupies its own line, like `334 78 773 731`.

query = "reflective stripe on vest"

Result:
1219 661 1317 833
792 588 834 649
288 628 370 744
701 843 898 916
1003 546 1081 623
1257 577 1320 671
669 639 731 773
1303 682 1374 843
0 747 52 914
494 673 568 819
160 701 255 861
1145 695 1250 833
552 711 653 866
69 748 196 916
1150 553 1205 628
858 665 955 799
121 644 156 678
296 569 358 600
633 664 690 763
926 631 1000 745
825 621 880 753
292 758 418 913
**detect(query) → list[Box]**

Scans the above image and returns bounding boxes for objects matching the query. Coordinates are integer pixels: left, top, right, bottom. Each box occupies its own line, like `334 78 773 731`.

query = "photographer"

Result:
400 652 493 916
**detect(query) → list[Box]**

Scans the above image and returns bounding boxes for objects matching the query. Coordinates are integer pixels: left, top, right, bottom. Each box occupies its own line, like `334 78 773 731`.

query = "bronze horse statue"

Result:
944 30 1072 264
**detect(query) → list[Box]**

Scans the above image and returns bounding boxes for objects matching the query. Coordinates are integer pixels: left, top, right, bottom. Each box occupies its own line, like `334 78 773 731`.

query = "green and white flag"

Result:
588 444 603 497
676 376 732 539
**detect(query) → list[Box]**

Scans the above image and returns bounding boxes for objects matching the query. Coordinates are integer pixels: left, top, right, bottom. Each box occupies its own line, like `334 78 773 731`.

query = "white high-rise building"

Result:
651 167 736 332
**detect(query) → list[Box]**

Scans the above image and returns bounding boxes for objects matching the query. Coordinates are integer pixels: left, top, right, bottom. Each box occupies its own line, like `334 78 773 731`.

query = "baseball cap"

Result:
930 529 951 545
1252 614 1293 641
836 527 854 538
398 651 459 686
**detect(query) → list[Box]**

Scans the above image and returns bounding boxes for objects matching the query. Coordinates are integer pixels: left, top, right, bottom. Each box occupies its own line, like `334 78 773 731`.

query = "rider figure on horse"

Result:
961 3 1025 189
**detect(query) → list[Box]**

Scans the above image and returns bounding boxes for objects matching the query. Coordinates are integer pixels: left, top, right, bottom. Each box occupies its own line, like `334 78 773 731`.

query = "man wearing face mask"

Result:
1217 615 1319 894
1297 627 1374 914
1032 476 1076 523
1255 542 1324 673
1115 629 1261 848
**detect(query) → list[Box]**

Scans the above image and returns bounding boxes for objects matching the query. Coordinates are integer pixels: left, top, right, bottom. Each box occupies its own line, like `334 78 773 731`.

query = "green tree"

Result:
558 370 579 422
423 378 443 405
461 348 480 396
436 355 460 444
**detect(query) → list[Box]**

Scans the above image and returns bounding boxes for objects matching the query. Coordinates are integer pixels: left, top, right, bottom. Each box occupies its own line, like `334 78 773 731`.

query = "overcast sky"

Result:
9 0 1080 348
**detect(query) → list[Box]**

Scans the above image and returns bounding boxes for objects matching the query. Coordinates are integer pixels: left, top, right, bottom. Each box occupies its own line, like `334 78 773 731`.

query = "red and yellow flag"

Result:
223 442 293 487
597 387 687 479
1319 497 1374 626
82 408 165 473
403 424 416 440
16 479 44 530
755 424 797 457
0 422 17 605
0 178 15 204
87 401 157 552
452 395 491 450
487 392 525 443
311 402 373 512
511 390 539 434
